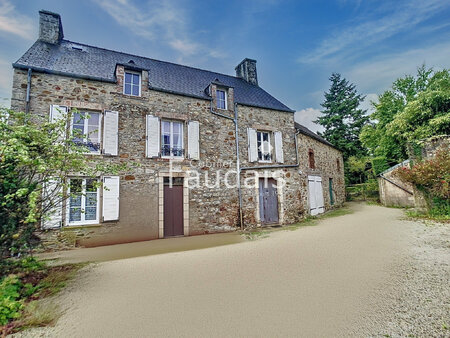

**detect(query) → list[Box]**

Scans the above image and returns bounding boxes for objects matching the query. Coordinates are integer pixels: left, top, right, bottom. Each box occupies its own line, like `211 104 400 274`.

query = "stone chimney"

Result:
39 10 64 44
235 58 258 86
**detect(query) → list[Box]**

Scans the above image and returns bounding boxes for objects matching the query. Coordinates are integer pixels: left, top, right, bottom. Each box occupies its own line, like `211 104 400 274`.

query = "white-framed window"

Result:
216 89 227 109
67 178 99 225
123 71 141 96
72 111 101 153
257 131 272 162
161 120 184 158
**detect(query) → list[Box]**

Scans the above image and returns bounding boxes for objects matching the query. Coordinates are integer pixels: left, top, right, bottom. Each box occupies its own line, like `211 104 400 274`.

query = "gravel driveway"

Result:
18 203 450 337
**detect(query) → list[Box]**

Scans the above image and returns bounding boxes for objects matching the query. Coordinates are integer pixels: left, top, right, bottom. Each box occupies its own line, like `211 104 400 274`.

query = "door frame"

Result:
256 176 283 225
158 172 189 238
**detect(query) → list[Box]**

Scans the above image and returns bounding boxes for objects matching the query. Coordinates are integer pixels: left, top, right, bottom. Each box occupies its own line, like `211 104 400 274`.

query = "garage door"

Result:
308 175 324 216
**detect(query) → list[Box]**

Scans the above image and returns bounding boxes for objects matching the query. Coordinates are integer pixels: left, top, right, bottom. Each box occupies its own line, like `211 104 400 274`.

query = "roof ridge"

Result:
63 39 245 82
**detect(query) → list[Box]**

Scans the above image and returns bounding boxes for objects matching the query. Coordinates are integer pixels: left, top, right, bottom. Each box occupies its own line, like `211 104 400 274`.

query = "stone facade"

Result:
11 67 345 247
296 133 346 211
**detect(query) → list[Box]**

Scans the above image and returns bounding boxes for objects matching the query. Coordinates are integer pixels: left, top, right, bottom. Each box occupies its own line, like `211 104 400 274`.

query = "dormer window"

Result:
216 89 227 109
124 71 141 96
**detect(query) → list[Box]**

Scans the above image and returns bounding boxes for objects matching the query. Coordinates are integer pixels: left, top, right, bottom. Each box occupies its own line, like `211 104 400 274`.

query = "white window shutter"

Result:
247 128 257 162
188 121 200 160
49 105 68 122
146 115 160 158
316 176 325 213
41 179 63 229
102 176 120 221
274 131 284 163
50 105 68 142
103 110 119 156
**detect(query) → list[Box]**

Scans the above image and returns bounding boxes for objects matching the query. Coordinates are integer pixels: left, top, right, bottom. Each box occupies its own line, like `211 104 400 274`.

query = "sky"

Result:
0 0 449 131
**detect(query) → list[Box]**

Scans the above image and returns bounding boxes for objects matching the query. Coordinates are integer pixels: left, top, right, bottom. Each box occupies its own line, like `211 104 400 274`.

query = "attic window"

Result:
123 71 141 96
128 60 135 64
216 89 227 110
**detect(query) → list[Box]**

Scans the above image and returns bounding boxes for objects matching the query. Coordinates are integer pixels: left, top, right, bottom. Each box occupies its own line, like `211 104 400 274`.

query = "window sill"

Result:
111 92 147 101
64 223 101 229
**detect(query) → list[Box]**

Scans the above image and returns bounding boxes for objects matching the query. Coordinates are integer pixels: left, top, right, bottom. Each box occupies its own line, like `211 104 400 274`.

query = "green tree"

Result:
316 73 369 161
0 109 126 258
360 65 448 163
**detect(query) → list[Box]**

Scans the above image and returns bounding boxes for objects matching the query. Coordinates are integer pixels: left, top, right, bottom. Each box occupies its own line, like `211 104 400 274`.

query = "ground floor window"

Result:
68 178 99 225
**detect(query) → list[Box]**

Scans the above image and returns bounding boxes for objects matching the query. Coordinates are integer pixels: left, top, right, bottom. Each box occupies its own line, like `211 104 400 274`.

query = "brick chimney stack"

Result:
235 58 258 86
39 10 64 44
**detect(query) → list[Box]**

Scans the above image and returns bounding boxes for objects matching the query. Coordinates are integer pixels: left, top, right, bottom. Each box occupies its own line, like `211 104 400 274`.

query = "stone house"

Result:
10 10 345 247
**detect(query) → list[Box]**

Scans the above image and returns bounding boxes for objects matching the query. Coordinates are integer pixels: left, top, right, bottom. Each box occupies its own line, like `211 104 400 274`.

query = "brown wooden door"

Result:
163 180 184 237
259 178 279 224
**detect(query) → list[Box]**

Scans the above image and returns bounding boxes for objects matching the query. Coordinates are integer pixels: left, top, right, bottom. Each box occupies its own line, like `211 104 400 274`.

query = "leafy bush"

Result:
394 146 450 216
0 108 127 258
0 275 24 325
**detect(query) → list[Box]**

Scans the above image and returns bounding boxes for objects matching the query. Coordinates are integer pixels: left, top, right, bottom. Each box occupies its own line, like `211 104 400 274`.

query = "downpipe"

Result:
25 68 32 116
210 100 244 229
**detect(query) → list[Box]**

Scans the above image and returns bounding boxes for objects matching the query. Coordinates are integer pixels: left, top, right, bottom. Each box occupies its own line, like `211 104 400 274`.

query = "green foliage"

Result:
361 66 449 163
394 146 450 216
371 156 389 176
0 257 44 280
0 109 128 258
0 275 24 325
316 73 369 161
0 258 85 330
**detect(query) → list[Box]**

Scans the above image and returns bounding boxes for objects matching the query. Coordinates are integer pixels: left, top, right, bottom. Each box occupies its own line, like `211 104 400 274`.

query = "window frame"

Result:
66 178 100 226
160 119 184 159
257 130 272 163
123 70 141 97
308 148 315 169
216 89 227 110
70 110 102 155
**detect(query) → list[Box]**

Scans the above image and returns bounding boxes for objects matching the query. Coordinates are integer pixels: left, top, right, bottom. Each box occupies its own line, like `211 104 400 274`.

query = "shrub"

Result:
394 145 450 216
0 275 24 325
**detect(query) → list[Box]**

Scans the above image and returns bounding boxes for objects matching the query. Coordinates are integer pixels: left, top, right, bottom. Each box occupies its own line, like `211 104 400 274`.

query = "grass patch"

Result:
242 230 271 241
405 210 450 223
319 207 353 219
0 257 86 335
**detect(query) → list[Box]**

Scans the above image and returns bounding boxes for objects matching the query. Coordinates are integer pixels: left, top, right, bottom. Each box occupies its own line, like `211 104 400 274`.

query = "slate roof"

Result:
294 122 339 149
13 40 294 113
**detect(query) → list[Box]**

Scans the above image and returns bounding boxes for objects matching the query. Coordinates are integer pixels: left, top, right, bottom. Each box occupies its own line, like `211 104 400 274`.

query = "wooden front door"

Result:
259 178 279 224
163 178 184 237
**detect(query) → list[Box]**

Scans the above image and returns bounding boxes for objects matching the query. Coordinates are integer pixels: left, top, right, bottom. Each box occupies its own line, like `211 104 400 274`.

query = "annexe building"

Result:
11 10 345 247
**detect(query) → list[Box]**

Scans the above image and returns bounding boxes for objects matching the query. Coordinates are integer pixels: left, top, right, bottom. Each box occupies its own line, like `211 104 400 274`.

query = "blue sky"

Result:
0 0 449 131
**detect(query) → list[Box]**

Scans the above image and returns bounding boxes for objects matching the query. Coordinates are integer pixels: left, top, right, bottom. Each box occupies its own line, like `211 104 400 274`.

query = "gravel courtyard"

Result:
19 203 449 337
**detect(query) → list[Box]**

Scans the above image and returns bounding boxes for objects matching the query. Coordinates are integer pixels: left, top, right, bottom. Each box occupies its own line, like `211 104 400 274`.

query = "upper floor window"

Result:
72 111 101 153
123 71 141 96
257 131 272 162
161 120 184 158
336 158 340 171
217 89 227 109
308 149 315 169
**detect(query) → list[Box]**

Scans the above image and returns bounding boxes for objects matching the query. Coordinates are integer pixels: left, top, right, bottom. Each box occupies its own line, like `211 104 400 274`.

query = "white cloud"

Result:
294 108 323 133
360 93 378 114
0 0 34 40
345 41 450 94
95 0 217 58
299 0 450 64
